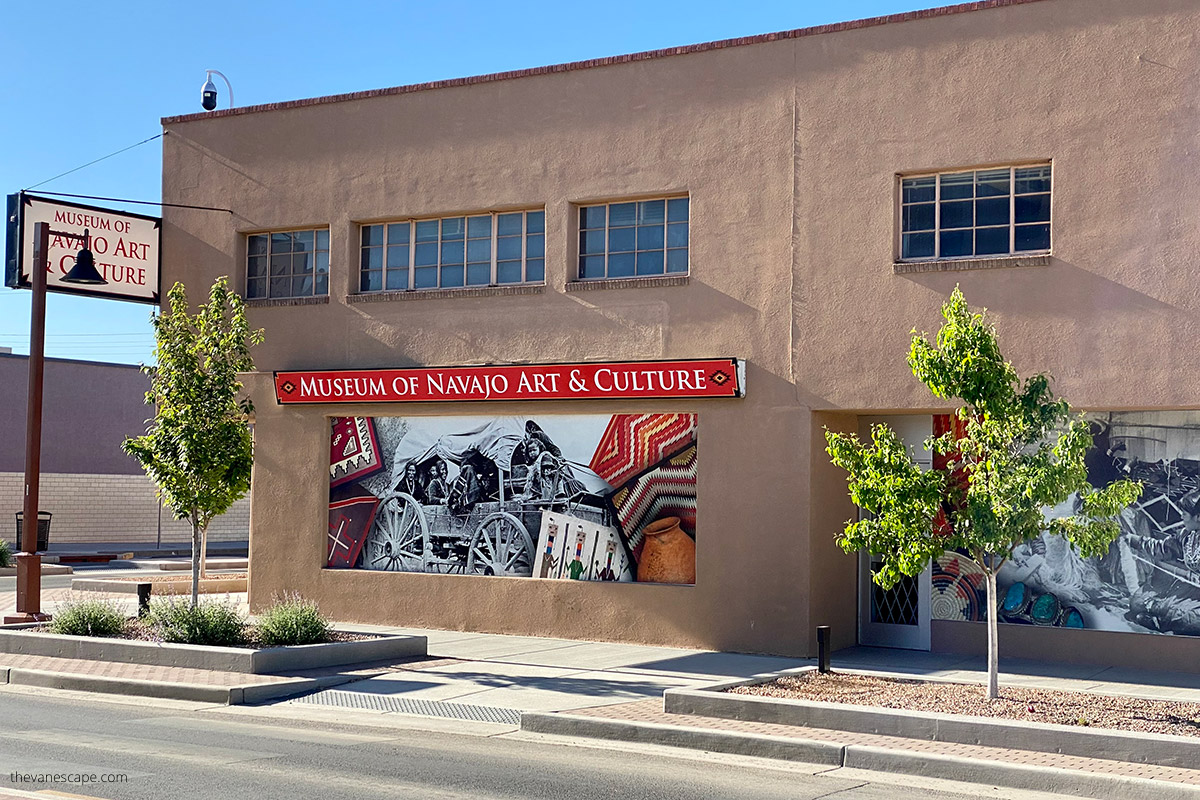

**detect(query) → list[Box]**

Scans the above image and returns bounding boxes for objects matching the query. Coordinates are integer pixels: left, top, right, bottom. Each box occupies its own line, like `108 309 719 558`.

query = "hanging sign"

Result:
5 192 161 304
275 358 745 404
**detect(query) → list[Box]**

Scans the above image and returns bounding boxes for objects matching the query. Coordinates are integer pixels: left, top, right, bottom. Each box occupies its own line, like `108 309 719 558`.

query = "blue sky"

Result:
1 0 925 365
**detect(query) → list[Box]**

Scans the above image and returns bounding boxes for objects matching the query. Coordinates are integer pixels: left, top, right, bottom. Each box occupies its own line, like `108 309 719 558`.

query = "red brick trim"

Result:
162 0 1050 125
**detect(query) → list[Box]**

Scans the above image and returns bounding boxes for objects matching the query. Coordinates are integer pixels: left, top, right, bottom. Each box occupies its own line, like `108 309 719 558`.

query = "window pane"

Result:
975 227 1009 256
294 252 313 275
636 251 664 275
940 229 973 258
608 227 635 253
247 277 265 298
466 263 491 286
608 252 635 278
361 225 382 247
315 251 329 276
940 172 974 200
293 275 313 297
271 232 293 252
294 230 314 251
440 240 464 265
666 248 688 273
248 235 268 256
526 210 545 234
667 222 688 249
497 213 523 236
581 230 606 255
525 234 544 259
466 239 491 263
902 177 935 203
580 255 605 279
525 259 544 283
580 206 606 230
467 215 491 239
667 197 689 223
248 255 266 278
414 242 438 267
1015 194 1051 223
637 225 665 251
270 276 290 297
386 223 409 244
271 254 291 276
387 245 409 269
940 200 973 229
414 266 438 289
1015 166 1052 194
976 169 1010 197
975 197 1009 227
316 229 329 250
497 236 522 261
315 274 328 296
415 220 439 242
901 232 935 259
1015 224 1050 251
638 199 665 224
498 261 523 283
609 203 636 227
361 247 382 270
902 203 934 232
440 264 464 288
385 269 408 291
441 217 465 240
361 271 381 292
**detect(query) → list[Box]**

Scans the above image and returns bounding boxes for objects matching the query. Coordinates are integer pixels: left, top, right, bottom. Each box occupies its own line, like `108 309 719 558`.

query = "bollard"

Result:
137 583 152 617
817 625 831 674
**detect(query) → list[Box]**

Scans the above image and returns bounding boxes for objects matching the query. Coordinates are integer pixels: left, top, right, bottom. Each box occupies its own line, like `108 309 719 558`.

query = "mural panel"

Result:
326 414 697 584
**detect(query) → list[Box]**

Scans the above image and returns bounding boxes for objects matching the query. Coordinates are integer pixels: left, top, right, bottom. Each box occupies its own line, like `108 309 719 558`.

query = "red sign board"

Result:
275 359 745 404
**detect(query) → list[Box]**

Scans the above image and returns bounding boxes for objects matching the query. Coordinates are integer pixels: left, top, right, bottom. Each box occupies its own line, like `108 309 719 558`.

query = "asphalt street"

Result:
0 687 1081 800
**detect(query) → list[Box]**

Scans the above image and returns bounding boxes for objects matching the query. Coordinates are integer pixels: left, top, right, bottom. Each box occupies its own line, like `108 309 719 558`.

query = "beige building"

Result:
160 0 1200 670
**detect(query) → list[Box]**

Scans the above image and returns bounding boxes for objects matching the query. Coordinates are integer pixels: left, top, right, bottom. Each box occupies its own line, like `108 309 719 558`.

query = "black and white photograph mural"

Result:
933 411 1200 637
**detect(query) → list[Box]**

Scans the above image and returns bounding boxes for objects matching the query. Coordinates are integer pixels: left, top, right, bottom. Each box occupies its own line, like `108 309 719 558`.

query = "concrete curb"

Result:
664 667 1200 769
71 577 248 594
0 564 73 576
520 711 1200 800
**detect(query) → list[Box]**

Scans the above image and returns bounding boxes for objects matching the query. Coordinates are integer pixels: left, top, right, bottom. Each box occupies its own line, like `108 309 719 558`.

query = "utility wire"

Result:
25 134 164 191
28 190 231 214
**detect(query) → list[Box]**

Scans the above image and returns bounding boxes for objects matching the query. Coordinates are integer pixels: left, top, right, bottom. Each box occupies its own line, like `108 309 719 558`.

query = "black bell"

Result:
62 229 107 285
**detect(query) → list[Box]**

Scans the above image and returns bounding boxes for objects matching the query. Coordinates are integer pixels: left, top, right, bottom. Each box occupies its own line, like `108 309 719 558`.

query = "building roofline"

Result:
0 352 146 371
161 0 1050 126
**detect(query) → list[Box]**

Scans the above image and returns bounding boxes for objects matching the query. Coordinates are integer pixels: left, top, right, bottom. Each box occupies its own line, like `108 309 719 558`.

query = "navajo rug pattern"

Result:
608 444 697 562
330 416 385 488
327 483 380 568
589 413 697 489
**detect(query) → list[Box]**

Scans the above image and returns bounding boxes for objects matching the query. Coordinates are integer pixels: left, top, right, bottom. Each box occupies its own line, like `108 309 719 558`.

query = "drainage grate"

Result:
290 690 523 725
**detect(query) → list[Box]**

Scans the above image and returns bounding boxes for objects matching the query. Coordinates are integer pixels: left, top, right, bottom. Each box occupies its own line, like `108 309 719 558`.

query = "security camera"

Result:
201 77 218 111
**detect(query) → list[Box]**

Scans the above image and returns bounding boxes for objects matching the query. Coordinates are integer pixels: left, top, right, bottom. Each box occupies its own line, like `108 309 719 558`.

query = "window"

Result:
360 210 544 292
578 197 689 280
899 165 1051 261
247 229 329 299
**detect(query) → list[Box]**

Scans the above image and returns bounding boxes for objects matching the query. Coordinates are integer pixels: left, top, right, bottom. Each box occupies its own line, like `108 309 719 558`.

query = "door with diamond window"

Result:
856 416 932 650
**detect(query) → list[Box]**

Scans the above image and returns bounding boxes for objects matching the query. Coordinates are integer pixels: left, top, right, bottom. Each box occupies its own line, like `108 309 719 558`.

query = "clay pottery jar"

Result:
637 516 696 584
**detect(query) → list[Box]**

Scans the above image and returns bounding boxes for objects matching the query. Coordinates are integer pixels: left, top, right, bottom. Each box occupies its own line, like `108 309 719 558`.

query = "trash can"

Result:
15 511 51 553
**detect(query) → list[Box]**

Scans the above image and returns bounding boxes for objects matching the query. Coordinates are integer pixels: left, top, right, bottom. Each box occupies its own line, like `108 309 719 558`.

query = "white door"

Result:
856 415 932 651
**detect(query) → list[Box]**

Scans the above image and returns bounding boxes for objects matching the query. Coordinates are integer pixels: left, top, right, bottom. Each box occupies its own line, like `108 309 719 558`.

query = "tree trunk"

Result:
199 524 208 580
985 567 999 700
190 514 201 608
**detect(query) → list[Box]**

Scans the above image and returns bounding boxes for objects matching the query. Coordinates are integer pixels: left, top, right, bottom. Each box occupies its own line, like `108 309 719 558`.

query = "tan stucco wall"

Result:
162 0 1200 658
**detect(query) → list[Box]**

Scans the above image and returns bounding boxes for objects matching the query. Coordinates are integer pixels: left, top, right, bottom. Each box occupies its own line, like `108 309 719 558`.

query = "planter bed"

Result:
0 623 426 674
663 666 1200 770
72 575 247 595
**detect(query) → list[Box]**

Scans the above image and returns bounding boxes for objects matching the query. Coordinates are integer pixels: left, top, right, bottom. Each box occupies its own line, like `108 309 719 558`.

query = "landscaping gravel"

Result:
730 672 1200 738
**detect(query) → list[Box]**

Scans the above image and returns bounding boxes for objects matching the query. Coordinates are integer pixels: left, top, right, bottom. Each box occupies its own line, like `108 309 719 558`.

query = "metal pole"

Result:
817 625 831 674
8 222 49 623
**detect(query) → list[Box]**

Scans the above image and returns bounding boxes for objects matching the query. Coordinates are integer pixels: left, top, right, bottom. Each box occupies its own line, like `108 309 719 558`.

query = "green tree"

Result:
825 288 1139 699
124 278 263 607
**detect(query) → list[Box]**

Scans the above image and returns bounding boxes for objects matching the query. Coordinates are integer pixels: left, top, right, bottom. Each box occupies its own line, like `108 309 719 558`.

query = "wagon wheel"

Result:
466 512 535 577
367 492 429 572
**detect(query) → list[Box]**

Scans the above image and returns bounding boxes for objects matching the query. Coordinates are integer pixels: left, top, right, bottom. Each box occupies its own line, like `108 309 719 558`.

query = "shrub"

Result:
0 539 11 569
148 595 246 646
255 594 332 647
49 595 127 638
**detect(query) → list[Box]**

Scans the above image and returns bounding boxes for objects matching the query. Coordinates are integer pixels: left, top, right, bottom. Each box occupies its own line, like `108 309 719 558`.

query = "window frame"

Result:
246 228 330 300
358 209 545 293
576 195 690 281
897 164 1052 263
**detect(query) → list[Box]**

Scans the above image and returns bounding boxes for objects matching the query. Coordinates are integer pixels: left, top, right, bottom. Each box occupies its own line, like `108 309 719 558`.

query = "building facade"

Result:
159 0 1200 669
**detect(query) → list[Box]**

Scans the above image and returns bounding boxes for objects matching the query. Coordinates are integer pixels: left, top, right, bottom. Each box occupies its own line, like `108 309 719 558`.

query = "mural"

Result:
930 411 1200 637
327 414 697 584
